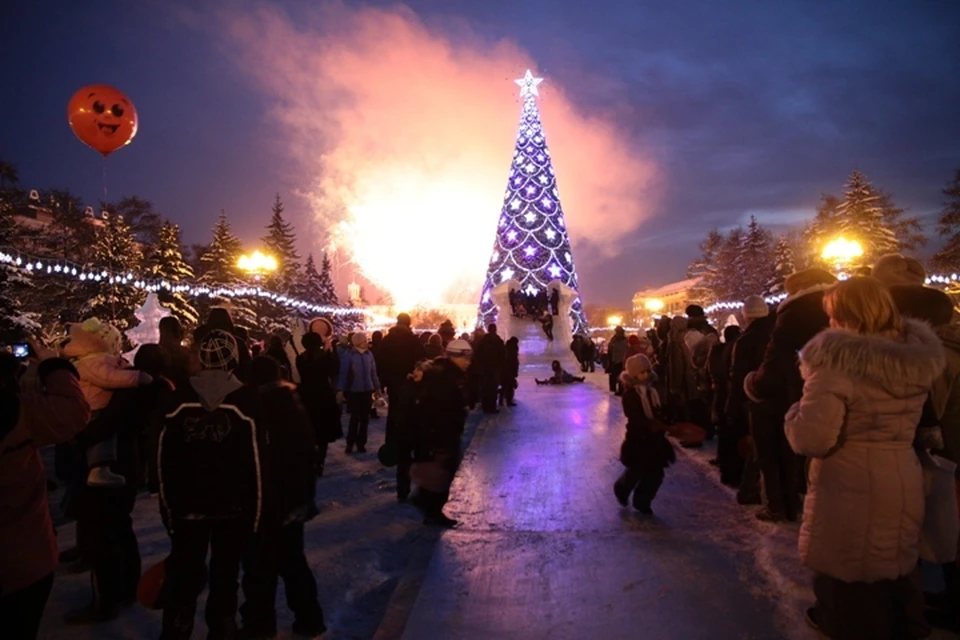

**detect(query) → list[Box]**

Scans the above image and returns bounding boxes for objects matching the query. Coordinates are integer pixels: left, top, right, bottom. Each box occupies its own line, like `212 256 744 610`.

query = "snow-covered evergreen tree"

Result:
86 210 145 330
834 170 898 263
261 194 301 295
0 193 38 340
299 253 324 304
736 216 775 298
197 211 255 328
715 227 744 302
317 252 339 306
148 221 199 328
765 235 795 296
931 169 960 280
686 229 724 306
801 194 840 268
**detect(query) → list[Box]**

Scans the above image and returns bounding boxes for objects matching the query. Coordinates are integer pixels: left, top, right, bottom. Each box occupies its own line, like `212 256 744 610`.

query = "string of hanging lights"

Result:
0 248 365 318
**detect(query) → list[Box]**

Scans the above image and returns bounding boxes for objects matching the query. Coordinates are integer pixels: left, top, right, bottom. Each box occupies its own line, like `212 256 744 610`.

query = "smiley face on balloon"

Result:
67 85 138 157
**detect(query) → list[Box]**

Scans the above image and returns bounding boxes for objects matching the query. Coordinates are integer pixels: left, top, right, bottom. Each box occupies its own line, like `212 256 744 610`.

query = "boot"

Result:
87 466 126 487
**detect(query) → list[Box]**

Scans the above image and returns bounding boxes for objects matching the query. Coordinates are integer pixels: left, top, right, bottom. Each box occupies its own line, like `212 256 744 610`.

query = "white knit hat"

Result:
446 339 473 358
742 295 769 319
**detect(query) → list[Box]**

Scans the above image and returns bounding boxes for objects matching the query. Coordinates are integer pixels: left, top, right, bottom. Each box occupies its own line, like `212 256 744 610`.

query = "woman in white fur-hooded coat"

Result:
785 277 945 636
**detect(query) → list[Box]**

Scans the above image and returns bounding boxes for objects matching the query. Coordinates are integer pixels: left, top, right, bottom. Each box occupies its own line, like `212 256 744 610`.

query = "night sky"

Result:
3 0 959 306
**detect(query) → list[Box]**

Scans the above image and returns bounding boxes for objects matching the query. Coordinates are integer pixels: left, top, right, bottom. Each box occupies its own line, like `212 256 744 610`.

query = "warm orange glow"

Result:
644 298 665 312
237 250 278 274
209 3 660 309
821 238 863 265
607 315 623 327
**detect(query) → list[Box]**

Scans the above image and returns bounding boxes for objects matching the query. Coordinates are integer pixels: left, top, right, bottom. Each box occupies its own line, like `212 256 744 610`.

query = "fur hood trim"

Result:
800 318 945 392
777 283 833 313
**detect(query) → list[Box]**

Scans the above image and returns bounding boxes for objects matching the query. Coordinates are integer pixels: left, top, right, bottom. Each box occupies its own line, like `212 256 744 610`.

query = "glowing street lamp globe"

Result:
644 298 665 313
607 315 623 327
821 238 863 266
237 251 278 277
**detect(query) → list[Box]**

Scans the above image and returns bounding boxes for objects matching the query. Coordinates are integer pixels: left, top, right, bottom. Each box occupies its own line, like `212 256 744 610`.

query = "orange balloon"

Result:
67 85 138 157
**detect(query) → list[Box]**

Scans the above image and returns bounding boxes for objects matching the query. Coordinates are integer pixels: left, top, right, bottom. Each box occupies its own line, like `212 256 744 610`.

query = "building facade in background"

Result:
632 278 702 327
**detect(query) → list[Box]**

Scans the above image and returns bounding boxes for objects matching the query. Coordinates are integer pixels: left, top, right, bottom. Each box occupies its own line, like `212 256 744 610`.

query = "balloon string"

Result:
102 158 108 202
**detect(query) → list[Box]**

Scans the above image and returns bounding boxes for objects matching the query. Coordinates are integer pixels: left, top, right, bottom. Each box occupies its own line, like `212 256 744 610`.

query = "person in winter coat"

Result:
607 326 629 394
424 333 444 359
580 336 596 373
535 360 586 385
879 256 960 630
500 337 520 407
378 314 427 446
723 296 774 498
474 323 506 413
159 316 197 385
708 325 741 435
65 345 174 625
296 331 341 477
62 317 148 488
0 345 91 639
665 316 696 423
337 331 381 453
684 305 718 437
240 356 325 639
745 267 837 522
393 359 431 502
412 340 472 528
613 354 676 514
785 277 945 639
264 335 292 381
158 330 264 640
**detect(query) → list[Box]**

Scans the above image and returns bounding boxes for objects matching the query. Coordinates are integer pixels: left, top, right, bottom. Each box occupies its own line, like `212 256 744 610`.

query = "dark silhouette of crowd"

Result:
0 307 523 639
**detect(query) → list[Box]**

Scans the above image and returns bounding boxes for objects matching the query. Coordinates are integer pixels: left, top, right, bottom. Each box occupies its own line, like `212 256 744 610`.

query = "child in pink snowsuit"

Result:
62 318 149 486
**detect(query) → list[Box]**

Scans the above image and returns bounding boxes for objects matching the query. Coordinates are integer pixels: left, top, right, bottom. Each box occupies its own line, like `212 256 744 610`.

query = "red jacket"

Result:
0 360 91 594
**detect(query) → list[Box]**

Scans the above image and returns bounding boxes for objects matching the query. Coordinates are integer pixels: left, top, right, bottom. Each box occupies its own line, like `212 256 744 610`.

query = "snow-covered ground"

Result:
35 360 960 639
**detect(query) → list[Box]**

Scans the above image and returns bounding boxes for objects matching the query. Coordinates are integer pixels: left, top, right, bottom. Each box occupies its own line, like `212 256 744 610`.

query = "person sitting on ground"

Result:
613 354 675 514
535 360 586 385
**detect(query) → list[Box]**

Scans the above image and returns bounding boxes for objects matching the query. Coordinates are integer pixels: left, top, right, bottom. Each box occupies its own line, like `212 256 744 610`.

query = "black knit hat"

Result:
198 330 239 371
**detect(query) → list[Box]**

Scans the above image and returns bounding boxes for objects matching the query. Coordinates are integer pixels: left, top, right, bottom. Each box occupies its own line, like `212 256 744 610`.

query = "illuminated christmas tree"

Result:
477 70 587 333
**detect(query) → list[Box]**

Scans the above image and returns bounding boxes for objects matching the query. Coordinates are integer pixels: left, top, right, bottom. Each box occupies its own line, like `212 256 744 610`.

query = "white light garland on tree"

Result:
0 249 365 318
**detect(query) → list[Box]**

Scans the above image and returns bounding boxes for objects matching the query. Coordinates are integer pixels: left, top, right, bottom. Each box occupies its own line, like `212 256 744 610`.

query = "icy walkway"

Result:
400 367 814 640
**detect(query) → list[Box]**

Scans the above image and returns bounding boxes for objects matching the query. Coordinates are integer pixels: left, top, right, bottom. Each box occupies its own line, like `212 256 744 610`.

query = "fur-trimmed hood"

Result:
800 318 945 396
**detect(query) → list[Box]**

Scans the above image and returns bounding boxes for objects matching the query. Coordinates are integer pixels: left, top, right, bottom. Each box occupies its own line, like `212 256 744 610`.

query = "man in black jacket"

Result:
240 356 325 639
412 340 471 528
744 268 836 522
158 330 262 640
722 296 774 497
377 313 426 499
473 323 506 414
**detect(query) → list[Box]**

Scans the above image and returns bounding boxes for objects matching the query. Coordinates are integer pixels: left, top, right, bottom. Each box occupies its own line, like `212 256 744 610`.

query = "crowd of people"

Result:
0 309 520 639
508 286 559 319
606 255 960 638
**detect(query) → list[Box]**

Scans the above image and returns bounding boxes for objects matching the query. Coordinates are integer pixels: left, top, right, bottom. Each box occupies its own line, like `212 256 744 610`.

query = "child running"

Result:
613 354 675 514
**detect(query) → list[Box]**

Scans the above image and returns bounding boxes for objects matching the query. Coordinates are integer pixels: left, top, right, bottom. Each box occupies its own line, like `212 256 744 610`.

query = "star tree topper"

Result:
515 69 544 99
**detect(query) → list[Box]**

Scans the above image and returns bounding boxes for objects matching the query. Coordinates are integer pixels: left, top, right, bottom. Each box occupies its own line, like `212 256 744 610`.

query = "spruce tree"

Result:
197 211 255 328
261 194 301 295
801 194 841 268
299 253 324 304
715 227 744 302
834 171 899 264
736 216 775 298
0 192 38 340
148 221 199 328
931 169 960 274
686 229 724 306
86 210 145 330
317 252 339 306
765 235 795 296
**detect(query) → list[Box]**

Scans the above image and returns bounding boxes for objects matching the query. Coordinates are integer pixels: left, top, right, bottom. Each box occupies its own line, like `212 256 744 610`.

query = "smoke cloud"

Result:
207 2 657 307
